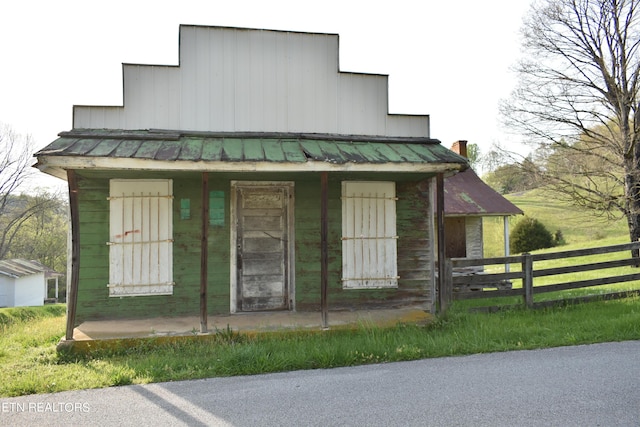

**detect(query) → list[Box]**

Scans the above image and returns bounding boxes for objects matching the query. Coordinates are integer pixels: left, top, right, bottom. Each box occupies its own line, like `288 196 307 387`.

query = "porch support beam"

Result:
436 172 447 313
503 215 511 273
200 172 209 333
320 171 329 329
65 169 80 341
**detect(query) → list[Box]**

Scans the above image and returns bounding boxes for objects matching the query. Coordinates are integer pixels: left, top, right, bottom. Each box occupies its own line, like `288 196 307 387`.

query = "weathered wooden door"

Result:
444 217 467 258
235 184 291 311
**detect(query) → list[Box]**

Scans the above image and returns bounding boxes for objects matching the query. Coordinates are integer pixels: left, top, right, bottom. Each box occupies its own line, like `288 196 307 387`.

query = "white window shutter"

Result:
342 182 398 289
108 179 174 296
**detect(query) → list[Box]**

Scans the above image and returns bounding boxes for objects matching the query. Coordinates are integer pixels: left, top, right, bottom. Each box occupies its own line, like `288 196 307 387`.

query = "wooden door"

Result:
444 217 467 258
236 184 290 311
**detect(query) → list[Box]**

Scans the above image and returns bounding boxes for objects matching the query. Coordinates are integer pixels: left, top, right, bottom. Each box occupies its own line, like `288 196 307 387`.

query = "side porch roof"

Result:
34 129 468 179
444 168 523 217
0 259 62 279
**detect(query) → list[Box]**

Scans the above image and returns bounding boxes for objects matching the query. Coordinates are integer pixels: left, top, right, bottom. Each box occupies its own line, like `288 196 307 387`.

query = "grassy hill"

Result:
483 187 630 257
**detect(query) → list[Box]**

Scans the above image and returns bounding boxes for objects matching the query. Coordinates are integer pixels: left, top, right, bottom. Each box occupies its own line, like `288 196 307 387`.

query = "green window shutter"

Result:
180 198 191 220
209 191 225 226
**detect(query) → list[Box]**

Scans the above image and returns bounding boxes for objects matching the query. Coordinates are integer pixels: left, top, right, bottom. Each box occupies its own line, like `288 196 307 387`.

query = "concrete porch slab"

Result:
72 307 433 341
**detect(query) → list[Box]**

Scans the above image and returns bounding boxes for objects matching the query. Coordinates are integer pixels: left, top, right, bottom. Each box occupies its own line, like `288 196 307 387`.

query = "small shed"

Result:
34 25 468 340
444 140 523 261
0 259 62 307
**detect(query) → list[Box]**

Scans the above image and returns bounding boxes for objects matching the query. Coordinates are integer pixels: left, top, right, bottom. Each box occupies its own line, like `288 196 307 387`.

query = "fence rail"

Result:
442 241 640 312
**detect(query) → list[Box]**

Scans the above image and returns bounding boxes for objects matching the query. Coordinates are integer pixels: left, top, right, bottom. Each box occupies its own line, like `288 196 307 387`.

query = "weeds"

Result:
213 324 244 344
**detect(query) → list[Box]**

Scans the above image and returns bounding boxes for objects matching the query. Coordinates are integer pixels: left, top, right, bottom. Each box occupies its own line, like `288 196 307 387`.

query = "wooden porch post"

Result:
65 170 80 341
436 173 447 313
503 215 511 273
200 172 209 333
320 172 329 329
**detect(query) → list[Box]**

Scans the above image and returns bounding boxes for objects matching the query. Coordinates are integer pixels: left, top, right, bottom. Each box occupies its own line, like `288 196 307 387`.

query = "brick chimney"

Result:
451 140 468 159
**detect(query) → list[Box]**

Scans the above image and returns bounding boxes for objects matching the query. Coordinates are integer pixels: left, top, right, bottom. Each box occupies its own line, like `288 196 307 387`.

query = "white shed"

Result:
0 259 62 307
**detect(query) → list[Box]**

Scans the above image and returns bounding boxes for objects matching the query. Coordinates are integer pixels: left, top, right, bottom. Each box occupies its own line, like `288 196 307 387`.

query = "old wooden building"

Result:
444 140 523 261
35 25 467 340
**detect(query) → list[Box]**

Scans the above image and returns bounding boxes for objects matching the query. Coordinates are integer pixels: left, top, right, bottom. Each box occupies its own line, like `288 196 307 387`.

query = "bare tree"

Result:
0 124 62 260
501 0 640 245
0 124 34 210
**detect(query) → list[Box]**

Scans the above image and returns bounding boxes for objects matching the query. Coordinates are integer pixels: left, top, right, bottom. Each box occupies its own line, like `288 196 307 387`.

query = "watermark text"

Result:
1 401 90 413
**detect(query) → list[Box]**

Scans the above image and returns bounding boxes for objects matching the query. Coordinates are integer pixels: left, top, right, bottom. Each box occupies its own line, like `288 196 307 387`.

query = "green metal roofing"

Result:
37 130 467 167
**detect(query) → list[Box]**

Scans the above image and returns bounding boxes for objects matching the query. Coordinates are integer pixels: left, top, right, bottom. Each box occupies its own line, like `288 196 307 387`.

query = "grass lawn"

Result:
483 187 629 258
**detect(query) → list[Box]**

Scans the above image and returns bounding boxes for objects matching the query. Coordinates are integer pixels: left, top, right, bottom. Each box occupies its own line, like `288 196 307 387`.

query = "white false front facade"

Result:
73 26 430 139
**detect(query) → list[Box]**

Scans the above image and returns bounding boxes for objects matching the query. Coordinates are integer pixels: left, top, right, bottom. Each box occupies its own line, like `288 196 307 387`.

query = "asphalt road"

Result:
1 341 639 426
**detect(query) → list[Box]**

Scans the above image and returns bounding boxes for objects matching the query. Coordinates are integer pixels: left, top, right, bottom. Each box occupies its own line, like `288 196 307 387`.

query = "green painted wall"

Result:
73 171 434 324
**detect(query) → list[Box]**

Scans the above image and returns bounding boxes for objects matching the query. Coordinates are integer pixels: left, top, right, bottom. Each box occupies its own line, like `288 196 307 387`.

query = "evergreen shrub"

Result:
510 216 555 253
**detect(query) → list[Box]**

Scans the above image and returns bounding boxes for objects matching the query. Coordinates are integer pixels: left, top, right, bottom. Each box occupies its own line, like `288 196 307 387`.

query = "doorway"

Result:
231 182 294 312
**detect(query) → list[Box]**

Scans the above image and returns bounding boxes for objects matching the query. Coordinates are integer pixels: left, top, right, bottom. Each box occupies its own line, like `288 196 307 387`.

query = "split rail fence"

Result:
441 241 640 313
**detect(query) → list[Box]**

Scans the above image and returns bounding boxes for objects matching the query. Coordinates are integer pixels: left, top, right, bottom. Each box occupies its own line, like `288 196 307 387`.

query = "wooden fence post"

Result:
522 252 533 308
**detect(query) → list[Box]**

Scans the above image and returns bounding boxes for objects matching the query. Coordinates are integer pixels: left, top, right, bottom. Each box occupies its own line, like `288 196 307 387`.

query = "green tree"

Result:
501 0 640 249
466 143 480 170
8 194 68 274
483 160 538 194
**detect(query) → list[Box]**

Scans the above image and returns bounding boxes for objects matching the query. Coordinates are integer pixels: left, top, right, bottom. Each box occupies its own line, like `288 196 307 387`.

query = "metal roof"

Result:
35 130 468 176
0 259 62 279
444 168 523 216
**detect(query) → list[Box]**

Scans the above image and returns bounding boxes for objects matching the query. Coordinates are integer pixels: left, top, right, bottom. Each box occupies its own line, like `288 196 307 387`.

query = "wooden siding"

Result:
72 171 435 324
72 26 430 138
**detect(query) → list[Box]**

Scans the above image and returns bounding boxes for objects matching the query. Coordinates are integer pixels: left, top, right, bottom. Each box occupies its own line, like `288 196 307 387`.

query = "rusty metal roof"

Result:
0 259 62 279
36 129 468 166
444 168 523 216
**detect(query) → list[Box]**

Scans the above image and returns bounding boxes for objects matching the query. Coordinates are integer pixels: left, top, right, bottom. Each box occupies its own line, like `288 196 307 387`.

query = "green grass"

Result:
0 304 66 330
483 187 629 257
2 298 640 397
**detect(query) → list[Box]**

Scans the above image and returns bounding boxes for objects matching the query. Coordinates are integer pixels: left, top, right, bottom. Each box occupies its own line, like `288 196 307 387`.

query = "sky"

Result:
1 0 532 190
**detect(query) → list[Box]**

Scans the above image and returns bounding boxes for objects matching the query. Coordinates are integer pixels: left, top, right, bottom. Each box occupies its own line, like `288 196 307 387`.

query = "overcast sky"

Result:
1 0 532 189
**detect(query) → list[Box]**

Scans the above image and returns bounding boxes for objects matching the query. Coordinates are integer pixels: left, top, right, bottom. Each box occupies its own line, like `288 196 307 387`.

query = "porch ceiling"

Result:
34 129 468 179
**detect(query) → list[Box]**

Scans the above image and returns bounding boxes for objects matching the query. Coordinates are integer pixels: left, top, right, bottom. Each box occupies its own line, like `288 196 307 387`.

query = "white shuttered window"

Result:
108 179 174 296
341 182 398 289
